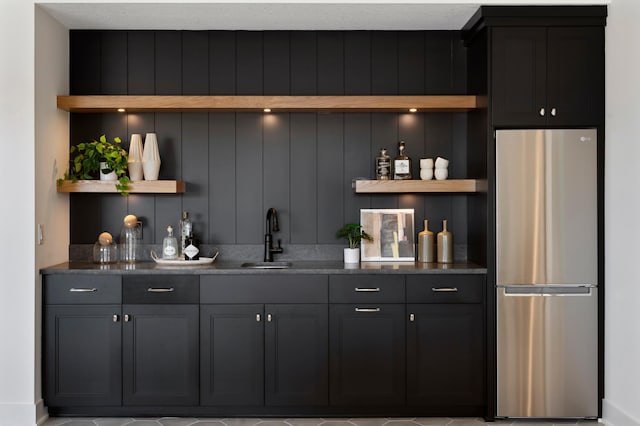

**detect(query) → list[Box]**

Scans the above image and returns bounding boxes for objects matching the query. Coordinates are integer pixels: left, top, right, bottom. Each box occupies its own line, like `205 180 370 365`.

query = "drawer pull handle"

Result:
69 288 97 292
355 287 380 292
355 307 381 313
432 287 458 292
147 287 174 293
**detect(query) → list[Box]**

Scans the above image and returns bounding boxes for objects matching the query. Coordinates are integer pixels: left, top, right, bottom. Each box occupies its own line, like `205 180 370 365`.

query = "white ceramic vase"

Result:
142 132 161 180
99 161 117 181
343 247 360 264
128 134 144 181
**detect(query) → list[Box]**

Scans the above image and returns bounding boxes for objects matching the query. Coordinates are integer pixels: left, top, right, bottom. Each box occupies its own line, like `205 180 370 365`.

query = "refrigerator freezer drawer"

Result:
497 287 598 418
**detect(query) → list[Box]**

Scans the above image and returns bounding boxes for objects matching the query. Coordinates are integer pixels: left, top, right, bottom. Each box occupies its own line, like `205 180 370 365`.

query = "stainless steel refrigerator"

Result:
495 129 598 419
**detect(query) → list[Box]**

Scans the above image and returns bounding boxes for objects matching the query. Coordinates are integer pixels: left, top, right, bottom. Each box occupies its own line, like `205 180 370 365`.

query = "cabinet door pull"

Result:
539 107 545 116
124 314 130 322
355 307 381 313
113 314 119 322
147 287 174 293
267 313 272 322
256 314 261 322
431 287 459 292
354 287 380 292
409 313 415 322
69 287 97 292
551 107 557 116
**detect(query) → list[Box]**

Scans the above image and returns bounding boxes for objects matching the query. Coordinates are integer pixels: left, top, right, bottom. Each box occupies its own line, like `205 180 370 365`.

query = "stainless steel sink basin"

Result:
241 261 292 269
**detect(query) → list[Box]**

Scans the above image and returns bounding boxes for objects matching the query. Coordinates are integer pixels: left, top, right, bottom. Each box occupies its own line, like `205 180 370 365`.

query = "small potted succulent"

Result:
60 134 131 195
336 223 373 263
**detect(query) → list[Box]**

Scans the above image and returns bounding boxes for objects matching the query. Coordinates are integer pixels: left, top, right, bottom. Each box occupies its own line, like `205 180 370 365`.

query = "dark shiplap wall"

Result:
69 30 469 249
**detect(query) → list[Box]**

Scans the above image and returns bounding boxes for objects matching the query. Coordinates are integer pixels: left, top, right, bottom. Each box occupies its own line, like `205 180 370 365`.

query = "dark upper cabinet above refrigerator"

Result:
491 26 604 127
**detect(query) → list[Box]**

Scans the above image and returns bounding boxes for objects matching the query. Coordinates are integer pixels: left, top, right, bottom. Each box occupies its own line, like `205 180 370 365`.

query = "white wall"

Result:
34 5 70 424
603 0 640 424
0 0 37 425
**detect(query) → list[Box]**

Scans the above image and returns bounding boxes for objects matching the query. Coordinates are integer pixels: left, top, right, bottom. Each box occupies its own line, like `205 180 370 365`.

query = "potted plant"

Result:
60 134 131 195
336 223 373 263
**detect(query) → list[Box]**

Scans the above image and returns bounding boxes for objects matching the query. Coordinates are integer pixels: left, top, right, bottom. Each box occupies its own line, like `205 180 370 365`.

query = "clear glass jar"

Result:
93 241 118 264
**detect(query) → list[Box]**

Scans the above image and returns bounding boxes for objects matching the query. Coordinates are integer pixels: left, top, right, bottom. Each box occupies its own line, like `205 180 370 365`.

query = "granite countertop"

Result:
41 260 486 275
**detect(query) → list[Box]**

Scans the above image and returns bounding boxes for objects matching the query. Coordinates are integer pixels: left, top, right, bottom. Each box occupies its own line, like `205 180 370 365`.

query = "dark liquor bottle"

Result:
183 234 200 261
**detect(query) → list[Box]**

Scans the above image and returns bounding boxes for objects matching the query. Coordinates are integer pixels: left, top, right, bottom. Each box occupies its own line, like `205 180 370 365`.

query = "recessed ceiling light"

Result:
409 108 418 113
263 108 272 113
117 108 126 112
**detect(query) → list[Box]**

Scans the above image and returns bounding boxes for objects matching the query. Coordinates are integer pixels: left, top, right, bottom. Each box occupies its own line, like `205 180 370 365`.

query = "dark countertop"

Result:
41 260 487 275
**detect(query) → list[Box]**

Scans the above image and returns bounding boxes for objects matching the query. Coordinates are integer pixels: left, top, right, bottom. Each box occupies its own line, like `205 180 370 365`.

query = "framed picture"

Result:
360 208 415 261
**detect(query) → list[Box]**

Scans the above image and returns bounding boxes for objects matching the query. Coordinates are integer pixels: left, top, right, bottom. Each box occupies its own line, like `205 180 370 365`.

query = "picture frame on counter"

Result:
360 208 415 261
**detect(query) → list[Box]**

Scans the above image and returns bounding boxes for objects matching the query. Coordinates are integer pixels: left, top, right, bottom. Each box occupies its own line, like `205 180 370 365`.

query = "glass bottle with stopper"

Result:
393 141 412 180
162 225 178 259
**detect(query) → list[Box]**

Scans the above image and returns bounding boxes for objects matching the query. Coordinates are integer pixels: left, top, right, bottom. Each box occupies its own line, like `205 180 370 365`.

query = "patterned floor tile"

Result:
413 419 454 426
158 418 200 426
94 418 136 426
350 418 389 426
285 419 325 426
221 419 265 426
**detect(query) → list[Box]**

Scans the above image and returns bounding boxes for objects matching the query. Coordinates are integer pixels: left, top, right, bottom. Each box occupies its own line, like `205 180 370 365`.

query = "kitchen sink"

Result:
241 261 292 269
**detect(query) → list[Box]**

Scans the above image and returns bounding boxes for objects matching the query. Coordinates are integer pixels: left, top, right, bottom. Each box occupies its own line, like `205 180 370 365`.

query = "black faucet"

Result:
264 207 283 262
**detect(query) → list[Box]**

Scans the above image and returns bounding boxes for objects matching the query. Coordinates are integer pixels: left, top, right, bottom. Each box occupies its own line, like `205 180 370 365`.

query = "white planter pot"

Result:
99 162 117 181
343 247 360 264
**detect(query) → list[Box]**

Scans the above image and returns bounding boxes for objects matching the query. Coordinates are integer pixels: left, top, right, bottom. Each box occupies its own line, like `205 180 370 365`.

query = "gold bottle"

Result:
437 219 453 263
417 219 435 263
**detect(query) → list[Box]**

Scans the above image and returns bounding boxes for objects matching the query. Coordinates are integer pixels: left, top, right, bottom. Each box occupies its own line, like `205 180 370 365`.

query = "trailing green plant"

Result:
336 223 373 249
59 134 131 195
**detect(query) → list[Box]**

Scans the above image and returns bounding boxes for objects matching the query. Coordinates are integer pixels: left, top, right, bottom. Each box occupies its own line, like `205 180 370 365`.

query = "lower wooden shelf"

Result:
353 179 484 193
57 180 185 194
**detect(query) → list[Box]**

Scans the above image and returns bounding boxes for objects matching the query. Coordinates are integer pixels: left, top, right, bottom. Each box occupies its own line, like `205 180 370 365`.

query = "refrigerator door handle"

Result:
500 285 595 296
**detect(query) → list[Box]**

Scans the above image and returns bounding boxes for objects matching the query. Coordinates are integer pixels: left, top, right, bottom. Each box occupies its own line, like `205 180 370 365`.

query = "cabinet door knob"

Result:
113 314 119 322
539 108 545 116
267 313 272 322
256 313 261 322
124 314 130 322
551 107 557 116
409 313 415 322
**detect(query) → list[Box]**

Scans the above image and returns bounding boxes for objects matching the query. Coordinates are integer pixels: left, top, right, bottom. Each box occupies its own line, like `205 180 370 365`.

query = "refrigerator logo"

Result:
580 136 592 142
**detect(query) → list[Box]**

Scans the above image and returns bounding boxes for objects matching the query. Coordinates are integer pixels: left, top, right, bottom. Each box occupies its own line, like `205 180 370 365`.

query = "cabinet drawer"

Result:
200 275 327 303
330 275 404 303
44 274 121 304
123 275 199 304
407 275 484 303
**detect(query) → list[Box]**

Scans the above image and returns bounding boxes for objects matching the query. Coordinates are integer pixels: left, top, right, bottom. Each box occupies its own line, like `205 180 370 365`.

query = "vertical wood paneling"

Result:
423 114 453 227
451 113 468 247
209 32 236 95
317 32 344 95
155 31 182 95
344 114 371 224
70 193 102 244
371 32 398 95
182 32 209 95
127 32 154 95
181 113 210 243
398 32 425 95
209 113 236 244
101 32 127 95
345 32 371 95
370 114 399 210
263 32 290 95
100 114 129 240
154 113 182 242
290 32 317 95
398 113 426 222
236 114 263 244
317 114 344 244
290 114 317 244
263 113 290 242
70 31 101 95
425 32 454 95
452 35 467 94
236 32 263 95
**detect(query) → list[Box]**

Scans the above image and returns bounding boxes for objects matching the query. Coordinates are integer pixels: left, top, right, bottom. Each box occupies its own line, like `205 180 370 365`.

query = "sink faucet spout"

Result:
265 208 283 262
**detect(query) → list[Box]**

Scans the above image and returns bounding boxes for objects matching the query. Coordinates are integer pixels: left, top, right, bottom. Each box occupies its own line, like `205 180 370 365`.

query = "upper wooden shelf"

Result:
353 179 485 193
57 180 185 194
57 95 482 113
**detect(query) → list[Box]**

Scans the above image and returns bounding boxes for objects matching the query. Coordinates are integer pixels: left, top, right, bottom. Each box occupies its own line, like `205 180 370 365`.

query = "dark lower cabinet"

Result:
407 304 484 408
44 305 122 406
201 303 328 406
122 304 200 406
329 303 406 406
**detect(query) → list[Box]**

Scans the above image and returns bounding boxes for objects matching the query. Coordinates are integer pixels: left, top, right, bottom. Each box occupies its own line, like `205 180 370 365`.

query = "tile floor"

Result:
42 417 601 426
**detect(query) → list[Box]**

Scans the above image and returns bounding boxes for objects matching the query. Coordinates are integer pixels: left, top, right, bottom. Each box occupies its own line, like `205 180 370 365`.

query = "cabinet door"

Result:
492 27 547 126
330 304 405 406
200 304 264 406
44 305 121 406
122 304 199 406
546 26 604 126
407 304 484 407
265 304 328 406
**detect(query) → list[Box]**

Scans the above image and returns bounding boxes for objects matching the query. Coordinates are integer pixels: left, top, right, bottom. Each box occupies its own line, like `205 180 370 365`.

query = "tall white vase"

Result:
127 134 144 181
142 132 161 180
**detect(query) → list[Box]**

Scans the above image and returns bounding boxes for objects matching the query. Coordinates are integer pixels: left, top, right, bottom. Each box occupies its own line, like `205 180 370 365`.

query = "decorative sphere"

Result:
98 232 113 246
123 214 138 228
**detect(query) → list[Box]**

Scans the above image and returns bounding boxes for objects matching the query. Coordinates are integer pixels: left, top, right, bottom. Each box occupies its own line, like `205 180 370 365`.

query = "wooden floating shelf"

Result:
57 95 482 113
57 180 185 194
353 179 484 193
